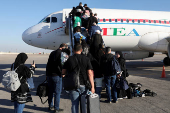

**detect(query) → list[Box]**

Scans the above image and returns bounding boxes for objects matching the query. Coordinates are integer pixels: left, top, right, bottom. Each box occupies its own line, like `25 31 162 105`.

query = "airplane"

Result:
22 8 170 66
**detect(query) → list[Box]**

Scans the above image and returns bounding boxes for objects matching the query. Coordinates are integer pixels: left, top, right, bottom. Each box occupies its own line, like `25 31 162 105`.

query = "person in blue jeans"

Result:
100 47 118 103
11 53 35 113
104 75 117 103
46 43 66 113
47 76 62 112
62 44 95 113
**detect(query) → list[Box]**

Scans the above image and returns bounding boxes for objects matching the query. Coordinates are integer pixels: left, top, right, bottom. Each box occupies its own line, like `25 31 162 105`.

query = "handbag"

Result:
36 80 48 104
63 57 80 91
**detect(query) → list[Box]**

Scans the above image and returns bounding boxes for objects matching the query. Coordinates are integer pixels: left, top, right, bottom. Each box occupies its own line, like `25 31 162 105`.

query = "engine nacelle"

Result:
122 51 154 60
138 32 169 52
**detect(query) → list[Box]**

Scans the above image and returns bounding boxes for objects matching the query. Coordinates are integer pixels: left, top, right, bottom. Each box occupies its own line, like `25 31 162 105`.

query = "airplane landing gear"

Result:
163 57 170 66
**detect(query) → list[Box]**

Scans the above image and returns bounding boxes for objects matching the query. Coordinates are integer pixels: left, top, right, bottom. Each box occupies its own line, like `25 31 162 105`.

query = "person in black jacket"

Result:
115 51 127 99
100 47 118 103
86 13 98 30
76 2 84 11
83 4 92 13
11 53 35 113
46 43 66 112
90 30 103 61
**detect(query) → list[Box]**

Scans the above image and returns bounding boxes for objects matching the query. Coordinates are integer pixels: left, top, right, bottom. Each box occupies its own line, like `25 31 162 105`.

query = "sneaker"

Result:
48 106 54 111
54 108 64 113
123 96 128 99
105 100 112 103
112 100 118 103
117 98 123 100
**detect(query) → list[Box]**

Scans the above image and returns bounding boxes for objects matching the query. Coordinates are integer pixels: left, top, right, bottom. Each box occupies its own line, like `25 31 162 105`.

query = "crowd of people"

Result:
9 2 129 113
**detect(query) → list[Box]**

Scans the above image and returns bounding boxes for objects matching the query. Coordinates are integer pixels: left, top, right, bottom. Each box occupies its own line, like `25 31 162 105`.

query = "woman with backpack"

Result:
11 53 35 113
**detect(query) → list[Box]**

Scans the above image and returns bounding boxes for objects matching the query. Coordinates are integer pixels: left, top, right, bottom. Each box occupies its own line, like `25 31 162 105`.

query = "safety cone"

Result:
161 65 166 78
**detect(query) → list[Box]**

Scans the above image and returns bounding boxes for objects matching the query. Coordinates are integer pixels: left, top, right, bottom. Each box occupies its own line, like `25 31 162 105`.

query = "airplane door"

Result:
49 13 66 49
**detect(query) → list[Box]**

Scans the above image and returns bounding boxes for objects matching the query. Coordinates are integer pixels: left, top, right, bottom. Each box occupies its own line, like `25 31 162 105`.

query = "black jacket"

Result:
84 7 92 13
87 53 102 78
46 49 62 76
86 16 98 29
117 58 126 78
76 5 84 11
90 34 103 60
100 53 114 76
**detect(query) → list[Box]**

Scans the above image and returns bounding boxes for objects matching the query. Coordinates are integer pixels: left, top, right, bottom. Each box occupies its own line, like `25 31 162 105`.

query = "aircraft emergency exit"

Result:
22 8 170 65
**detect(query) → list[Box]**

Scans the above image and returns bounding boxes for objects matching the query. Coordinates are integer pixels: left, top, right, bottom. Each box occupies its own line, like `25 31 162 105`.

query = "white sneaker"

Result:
117 98 123 100
123 96 127 99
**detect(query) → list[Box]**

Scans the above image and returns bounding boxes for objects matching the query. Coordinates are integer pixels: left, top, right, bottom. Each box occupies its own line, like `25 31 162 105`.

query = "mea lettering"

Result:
102 28 139 36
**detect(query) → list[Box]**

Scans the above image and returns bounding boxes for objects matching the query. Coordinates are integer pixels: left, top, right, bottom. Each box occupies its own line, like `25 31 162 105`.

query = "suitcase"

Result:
80 93 101 113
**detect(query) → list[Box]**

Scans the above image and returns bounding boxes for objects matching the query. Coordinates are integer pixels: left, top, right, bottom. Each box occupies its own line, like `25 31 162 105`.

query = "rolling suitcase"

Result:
80 93 101 113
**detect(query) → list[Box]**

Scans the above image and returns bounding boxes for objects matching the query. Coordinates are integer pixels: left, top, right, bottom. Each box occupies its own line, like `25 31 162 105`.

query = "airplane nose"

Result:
22 28 32 45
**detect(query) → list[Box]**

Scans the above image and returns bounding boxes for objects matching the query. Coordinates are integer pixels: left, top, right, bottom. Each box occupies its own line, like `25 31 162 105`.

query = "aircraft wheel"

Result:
163 57 170 66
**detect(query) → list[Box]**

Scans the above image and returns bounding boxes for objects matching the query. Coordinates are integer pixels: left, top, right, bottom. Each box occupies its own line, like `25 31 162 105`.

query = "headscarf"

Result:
115 51 124 61
14 53 28 69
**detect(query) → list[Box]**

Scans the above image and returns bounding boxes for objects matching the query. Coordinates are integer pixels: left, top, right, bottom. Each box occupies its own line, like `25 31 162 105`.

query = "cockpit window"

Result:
52 17 57 22
43 17 50 23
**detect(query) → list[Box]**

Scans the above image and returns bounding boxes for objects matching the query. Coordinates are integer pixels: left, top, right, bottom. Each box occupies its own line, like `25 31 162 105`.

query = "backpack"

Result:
1 64 23 91
112 56 121 75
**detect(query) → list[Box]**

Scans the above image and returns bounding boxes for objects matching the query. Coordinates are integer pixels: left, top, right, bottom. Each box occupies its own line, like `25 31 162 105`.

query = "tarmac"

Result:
0 54 170 113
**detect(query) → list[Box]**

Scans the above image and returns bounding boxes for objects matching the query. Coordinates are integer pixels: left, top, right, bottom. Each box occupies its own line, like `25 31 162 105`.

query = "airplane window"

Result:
38 17 46 23
109 19 112 22
164 21 166 24
52 17 57 22
138 20 140 23
121 19 123 22
43 17 50 23
159 20 161 23
103 19 106 22
143 20 146 23
115 19 117 22
154 20 156 23
132 20 134 23
126 19 129 23
149 20 151 23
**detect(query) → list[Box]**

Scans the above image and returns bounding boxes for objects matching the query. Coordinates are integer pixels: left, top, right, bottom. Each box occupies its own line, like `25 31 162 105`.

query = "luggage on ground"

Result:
36 80 48 104
143 89 157 97
80 93 101 113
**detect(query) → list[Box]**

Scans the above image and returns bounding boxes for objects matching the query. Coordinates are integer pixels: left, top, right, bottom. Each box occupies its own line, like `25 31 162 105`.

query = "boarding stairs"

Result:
65 16 74 55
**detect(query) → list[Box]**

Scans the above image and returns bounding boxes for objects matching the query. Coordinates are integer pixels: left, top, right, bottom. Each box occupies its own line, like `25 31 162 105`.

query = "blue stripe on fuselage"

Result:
98 23 170 27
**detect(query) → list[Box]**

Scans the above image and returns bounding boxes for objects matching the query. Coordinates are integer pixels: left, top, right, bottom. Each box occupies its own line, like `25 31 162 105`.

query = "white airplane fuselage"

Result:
22 8 170 60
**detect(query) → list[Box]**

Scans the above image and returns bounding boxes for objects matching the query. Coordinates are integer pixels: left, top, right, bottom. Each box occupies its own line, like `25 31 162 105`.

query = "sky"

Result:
1 0 170 53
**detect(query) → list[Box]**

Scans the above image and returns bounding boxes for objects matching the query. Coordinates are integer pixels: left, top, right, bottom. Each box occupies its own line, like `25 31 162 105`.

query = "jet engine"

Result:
122 51 154 60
